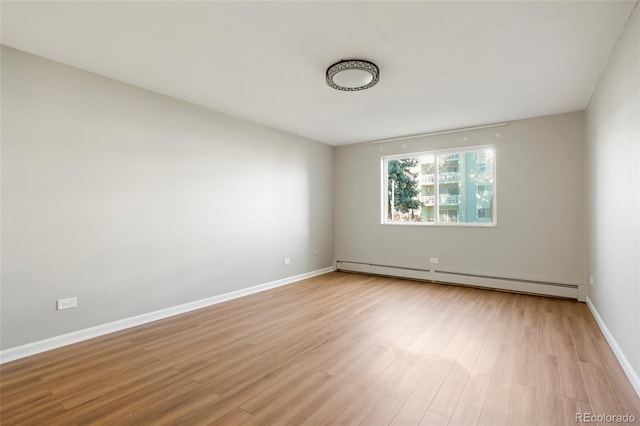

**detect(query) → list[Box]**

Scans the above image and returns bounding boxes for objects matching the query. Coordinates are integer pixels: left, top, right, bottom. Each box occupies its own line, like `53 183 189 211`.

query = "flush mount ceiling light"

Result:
326 59 379 91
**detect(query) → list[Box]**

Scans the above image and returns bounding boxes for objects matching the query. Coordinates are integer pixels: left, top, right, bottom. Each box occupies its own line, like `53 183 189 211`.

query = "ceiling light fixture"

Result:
326 59 379 91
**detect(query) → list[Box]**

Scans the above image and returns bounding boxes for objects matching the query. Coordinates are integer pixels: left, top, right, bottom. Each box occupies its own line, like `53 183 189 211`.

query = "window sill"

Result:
381 221 497 228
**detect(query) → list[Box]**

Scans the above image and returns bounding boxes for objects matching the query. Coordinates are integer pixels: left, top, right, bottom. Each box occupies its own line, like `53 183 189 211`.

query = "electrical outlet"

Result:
430 257 439 264
284 258 291 265
57 297 77 310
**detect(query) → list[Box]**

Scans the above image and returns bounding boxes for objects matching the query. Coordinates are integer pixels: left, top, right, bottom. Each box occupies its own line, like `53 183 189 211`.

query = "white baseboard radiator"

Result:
336 260 581 300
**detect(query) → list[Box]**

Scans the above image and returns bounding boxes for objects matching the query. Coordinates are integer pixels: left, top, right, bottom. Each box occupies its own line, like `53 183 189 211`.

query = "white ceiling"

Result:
1 1 636 146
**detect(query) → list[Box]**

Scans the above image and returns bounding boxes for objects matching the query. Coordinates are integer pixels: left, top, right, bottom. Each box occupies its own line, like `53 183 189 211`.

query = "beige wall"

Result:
1 46 334 349
335 111 586 289
586 5 639 379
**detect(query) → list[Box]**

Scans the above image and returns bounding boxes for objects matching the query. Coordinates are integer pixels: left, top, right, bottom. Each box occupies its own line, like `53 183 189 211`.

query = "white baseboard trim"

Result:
586 297 640 398
0 266 335 364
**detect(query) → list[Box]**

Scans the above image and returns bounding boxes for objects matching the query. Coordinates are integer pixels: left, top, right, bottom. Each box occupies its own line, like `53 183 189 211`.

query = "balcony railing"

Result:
438 172 460 183
420 195 435 205
420 174 435 185
420 194 459 205
439 194 460 205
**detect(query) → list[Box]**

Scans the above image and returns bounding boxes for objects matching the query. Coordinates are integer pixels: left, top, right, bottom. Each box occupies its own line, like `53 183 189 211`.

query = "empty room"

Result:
1 1 639 425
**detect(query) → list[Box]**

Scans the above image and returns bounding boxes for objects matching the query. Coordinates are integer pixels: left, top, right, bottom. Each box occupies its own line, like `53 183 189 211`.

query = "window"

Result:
383 146 495 226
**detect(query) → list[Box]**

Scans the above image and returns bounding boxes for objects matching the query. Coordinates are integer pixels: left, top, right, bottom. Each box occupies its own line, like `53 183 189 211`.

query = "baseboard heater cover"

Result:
336 260 579 299
336 261 433 282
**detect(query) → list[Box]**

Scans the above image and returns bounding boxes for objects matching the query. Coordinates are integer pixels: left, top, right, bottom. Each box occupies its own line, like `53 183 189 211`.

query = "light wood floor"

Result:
1 272 639 425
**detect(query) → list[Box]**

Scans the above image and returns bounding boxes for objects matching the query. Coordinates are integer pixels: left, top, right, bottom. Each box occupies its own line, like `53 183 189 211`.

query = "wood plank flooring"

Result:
1 272 639 425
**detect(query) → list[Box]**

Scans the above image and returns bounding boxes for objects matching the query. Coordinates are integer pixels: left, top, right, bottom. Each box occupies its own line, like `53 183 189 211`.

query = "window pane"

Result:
387 157 423 222
463 149 494 223
436 149 494 224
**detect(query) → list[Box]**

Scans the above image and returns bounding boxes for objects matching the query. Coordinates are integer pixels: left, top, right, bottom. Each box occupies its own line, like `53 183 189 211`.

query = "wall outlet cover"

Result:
57 297 77 310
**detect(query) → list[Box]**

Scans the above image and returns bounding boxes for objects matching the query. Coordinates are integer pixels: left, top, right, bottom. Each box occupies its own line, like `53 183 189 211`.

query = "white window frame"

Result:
381 145 497 227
